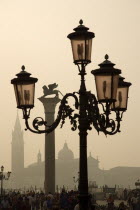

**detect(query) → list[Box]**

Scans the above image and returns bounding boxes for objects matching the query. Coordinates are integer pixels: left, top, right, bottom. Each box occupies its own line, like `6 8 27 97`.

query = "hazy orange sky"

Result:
0 0 139 171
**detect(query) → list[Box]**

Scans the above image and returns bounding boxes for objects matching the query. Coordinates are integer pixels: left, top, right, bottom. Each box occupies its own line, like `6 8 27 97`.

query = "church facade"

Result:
10 115 140 190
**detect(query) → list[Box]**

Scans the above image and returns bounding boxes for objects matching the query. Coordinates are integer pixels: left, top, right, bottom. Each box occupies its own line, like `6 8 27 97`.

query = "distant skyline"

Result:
0 0 140 171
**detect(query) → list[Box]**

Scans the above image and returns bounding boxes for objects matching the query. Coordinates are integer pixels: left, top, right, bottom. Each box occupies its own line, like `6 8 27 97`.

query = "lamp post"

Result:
11 20 131 210
0 166 11 195
73 172 80 191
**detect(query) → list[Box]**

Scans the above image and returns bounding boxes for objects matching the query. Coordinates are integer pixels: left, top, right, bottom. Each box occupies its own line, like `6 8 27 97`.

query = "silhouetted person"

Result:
131 193 137 210
107 194 114 210
118 202 128 210
123 188 128 201
135 196 140 210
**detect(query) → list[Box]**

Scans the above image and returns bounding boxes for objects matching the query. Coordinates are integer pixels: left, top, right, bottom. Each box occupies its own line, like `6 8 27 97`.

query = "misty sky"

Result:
0 0 140 171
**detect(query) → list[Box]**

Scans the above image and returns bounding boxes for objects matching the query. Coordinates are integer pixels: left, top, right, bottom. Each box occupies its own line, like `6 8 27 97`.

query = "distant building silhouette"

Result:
11 113 24 182
10 115 140 190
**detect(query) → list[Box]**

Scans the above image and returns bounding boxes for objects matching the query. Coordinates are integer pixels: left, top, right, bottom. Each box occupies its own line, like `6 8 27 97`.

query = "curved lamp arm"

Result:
87 92 124 135
97 109 124 135
86 92 103 133
23 93 79 134
22 90 124 136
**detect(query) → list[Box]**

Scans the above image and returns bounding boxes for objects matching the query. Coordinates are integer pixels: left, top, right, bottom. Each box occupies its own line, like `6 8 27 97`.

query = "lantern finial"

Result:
105 54 109 60
79 19 83 25
21 65 25 71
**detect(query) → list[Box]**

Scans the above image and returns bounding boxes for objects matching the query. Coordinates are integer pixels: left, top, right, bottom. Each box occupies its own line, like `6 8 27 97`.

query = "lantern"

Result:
67 20 95 64
112 76 132 111
11 66 38 109
91 55 121 103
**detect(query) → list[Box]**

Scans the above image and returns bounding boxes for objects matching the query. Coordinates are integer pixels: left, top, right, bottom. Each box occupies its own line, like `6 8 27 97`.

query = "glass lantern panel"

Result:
95 75 112 101
112 75 119 100
95 74 119 101
113 87 128 109
14 85 20 107
71 38 92 62
16 83 35 107
86 39 92 61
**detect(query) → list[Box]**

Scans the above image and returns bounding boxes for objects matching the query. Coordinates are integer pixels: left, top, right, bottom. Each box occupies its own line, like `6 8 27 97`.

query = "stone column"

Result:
38 96 60 194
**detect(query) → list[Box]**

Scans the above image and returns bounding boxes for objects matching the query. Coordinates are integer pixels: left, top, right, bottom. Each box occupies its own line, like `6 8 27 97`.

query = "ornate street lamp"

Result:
0 166 11 195
11 20 131 210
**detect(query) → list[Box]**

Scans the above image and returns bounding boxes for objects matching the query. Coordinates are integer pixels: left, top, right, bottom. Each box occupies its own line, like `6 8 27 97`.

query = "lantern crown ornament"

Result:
11 66 38 109
73 19 90 32
12 65 37 83
67 20 95 64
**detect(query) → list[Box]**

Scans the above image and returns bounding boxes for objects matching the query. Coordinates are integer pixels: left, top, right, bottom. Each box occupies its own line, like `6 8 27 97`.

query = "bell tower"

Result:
11 113 24 175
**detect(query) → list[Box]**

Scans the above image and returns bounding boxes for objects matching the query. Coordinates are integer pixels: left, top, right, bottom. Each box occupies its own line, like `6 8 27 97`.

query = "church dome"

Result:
58 143 74 160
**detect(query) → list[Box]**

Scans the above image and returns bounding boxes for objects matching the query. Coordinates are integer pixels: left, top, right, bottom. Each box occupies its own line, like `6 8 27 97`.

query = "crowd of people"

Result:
127 192 140 210
0 190 78 210
0 188 139 210
105 190 140 210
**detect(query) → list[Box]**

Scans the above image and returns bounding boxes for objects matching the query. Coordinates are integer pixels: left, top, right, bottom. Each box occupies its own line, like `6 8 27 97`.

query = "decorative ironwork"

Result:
22 86 124 136
23 93 79 134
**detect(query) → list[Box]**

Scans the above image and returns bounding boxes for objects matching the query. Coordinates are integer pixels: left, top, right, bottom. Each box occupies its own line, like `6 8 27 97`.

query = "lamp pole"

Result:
11 20 132 210
73 172 80 191
0 166 11 195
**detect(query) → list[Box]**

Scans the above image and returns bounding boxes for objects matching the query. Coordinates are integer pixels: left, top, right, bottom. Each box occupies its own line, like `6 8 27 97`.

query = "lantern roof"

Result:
99 54 115 67
11 66 38 84
67 20 95 39
73 19 89 32
118 76 132 87
16 65 31 77
91 54 121 75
